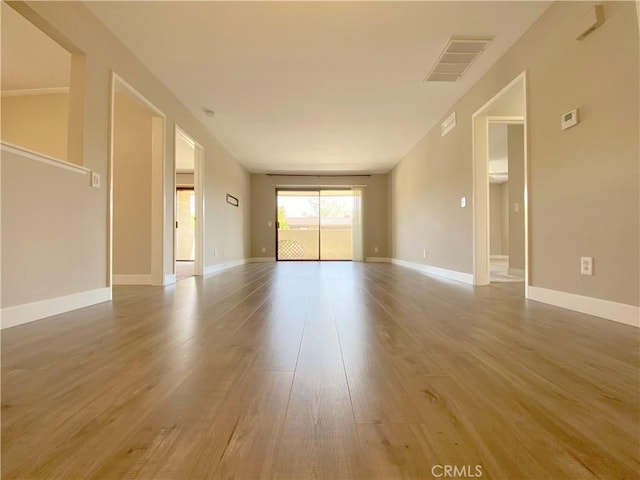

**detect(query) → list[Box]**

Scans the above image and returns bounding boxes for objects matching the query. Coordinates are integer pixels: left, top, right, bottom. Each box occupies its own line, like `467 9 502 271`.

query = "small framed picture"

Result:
226 194 239 207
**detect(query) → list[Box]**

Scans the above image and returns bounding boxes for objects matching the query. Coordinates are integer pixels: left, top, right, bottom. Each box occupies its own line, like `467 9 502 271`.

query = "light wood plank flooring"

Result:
2 262 638 479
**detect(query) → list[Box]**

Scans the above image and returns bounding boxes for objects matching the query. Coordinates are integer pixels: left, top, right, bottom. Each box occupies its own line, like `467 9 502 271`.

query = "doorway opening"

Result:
276 189 362 261
174 126 204 281
176 187 195 277
109 73 166 286
472 71 528 293
488 121 525 283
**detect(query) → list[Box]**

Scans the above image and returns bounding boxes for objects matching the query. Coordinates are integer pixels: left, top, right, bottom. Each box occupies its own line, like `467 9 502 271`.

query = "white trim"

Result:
1 287 111 330
472 115 490 285
108 74 116 287
194 144 204 276
484 116 524 125
109 72 167 288
112 73 164 116
248 257 276 263
203 259 247 276
1 87 69 97
528 286 640 328
164 274 176 285
471 71 529 289
507 268 525 277
173 125 205 277
366 257 391 263
392 259 474 285
176 128 196 148
490 255 508 260
112 275 151 285
1 142 90 175
150 116 165 286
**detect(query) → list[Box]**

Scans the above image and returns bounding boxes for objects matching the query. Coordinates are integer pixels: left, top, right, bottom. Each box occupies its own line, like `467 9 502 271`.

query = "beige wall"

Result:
1 2 250 311
1 150 103 307
391 1 639 306
500 182 509 256
1 93 69 160
507 124 525 271
113 92 152 276
250 174 389 259
490 183 508 256
176 172 194 186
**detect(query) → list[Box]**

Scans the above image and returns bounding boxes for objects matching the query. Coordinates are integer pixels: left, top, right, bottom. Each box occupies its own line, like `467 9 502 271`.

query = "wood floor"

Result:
2 262 638 479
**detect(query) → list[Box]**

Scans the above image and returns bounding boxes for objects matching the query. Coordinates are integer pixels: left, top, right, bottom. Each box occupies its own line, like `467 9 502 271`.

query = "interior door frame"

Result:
471 70 529 294
174 125 204 276
109 72 167 287
175 186 195 262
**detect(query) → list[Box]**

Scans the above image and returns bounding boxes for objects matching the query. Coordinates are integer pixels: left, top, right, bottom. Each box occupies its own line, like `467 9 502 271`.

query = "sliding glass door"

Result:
319 190 353 260
277 191 320 260
276 189 357 261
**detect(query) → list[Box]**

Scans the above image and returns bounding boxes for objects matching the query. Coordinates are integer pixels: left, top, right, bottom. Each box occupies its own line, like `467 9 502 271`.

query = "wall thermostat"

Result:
561 109 579 130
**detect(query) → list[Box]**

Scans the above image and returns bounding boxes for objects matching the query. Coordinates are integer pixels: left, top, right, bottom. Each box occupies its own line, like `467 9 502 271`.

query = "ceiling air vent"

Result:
425 36 493 82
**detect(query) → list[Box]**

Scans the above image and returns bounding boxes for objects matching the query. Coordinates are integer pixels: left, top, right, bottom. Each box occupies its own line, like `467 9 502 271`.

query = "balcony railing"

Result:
278 229 353 260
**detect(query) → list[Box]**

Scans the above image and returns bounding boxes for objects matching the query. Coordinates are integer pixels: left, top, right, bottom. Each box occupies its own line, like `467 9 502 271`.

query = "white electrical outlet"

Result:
580 257 593 276
261 247 266 253
374 246 379 253
91 172 101 188
423 249 427 258
214 249 218 257
460 196 466 208
514 202 520 213
268 221 273 227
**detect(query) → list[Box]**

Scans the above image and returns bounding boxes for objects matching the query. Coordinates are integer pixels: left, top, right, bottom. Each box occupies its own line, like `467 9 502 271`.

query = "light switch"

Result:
267 221 273 227
91 172 101 188
460 197 466 208
514 202 520 213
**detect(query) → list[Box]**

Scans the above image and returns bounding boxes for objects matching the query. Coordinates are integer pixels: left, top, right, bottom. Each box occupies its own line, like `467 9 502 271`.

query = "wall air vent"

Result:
425 36 493 82
441 111 456 136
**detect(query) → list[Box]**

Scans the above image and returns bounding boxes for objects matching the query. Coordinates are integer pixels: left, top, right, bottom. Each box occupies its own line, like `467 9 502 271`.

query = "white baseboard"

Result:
163 274 176 285
491 255 509 260
248 257 276 263
528 286 639 328
112 274 152 285
508 268 525 277
366 257 391 263
203 259 247 276
1 287 112 330
391 258 474 285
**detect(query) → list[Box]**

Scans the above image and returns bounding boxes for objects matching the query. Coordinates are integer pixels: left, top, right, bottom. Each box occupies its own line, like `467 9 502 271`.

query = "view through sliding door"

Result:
276 189 355 261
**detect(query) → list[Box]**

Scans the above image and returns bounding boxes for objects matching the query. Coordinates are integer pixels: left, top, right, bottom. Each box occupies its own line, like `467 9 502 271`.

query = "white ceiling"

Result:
86 1 549 174
1 1 70 91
